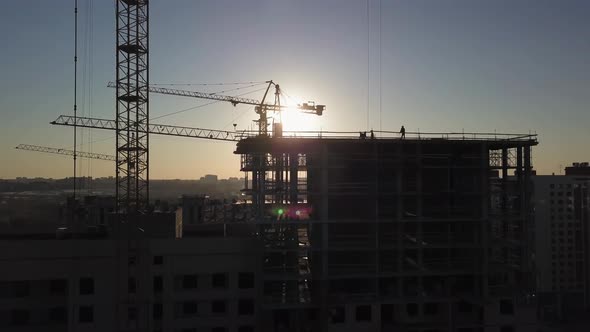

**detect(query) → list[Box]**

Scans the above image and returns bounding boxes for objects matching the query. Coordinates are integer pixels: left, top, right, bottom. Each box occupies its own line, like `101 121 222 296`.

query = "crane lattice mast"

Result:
116 0 149 216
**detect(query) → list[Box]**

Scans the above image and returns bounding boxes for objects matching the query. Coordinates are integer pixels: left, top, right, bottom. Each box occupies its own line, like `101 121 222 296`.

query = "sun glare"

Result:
276 104 318 134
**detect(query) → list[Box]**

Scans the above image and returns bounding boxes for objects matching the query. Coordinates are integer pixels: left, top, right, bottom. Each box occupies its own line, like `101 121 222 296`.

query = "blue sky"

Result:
1 0 589 179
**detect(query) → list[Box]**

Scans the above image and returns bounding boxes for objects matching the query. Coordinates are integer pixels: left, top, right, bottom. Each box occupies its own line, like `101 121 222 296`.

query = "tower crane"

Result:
66 80 325 214
107 80 325 136
15 144 115 161
51 115 249 142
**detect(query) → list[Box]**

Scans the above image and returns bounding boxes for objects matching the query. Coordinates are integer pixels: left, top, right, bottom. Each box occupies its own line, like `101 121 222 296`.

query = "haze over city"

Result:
1 0 589 179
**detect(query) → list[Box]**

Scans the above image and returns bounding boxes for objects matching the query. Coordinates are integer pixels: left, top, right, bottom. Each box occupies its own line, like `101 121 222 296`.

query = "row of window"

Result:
0 278 91 298
551 238 575 244
550 222 580 228
327 300 488 324
550 215 577 220
552 229 579 235
3 301 256 328
165 272 255 292
172 327 253 332
173 299 255 318
550 207 574 213
1 306 91 326
0 272 255 301
551 251 583 258
549 183 576 189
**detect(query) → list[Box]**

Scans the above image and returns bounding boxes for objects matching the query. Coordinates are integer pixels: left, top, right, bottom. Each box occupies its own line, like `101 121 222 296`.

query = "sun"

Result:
276 105 318 134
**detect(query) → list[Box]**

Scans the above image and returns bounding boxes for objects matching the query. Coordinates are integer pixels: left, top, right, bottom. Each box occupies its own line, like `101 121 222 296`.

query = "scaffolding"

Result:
235 132 538 331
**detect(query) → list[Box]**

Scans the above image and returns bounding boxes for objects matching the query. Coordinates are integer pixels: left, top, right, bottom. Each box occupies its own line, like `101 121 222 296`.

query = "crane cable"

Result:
73 0 78 198
62 86 269 149
80 0 94 192
150 86 268 121
209 82 267 95
150 81 266 86
367 0 370 131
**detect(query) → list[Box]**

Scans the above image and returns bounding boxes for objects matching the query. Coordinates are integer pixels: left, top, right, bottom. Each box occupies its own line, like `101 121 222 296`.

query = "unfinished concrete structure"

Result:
235 131 538 332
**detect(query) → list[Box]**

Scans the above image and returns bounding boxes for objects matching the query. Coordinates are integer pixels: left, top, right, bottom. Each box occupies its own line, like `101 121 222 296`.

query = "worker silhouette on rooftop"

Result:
400 125 406 139
370 130 375 139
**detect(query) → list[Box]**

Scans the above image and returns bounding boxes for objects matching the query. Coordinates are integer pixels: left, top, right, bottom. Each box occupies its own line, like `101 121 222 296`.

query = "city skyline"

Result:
1 0 589 179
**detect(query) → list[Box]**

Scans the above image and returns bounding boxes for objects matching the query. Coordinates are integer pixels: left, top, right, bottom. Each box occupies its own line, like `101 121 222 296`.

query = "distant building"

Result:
533 163 590 322
178 195 207 226
200 174 218 183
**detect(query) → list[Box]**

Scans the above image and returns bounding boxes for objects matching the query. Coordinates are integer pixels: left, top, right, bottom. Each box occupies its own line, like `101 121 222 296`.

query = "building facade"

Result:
236 133 538 331
0 235 262 332
533 163 590 322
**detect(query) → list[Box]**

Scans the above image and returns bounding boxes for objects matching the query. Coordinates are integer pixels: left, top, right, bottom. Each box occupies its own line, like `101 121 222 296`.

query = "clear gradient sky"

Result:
1 0 589 179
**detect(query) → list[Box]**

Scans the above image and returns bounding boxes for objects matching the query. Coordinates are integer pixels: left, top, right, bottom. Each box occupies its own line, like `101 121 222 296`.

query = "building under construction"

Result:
235 131 538 331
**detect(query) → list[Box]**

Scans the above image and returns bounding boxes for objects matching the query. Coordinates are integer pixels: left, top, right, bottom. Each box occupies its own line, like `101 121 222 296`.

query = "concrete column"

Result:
523 145 533 293
319 143 330 332
289 153 299 204
416 142 424 297
481 143 490 301
396 142 404 297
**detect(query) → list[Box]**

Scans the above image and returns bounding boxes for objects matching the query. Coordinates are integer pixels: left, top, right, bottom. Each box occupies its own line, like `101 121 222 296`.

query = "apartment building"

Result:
0 232 262 332
533 163 590 322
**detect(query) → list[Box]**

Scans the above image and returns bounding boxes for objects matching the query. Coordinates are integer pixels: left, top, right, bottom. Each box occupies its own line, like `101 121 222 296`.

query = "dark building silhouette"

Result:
534 163 590 325
235 133 538 331
0 132 540 331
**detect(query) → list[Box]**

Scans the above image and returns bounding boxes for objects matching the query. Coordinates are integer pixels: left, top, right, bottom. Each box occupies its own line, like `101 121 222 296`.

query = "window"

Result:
128 306 137 320
500 326 514 332
499 299 514 315
153 255 164 265
14 280 30 297
355 305 371 322
79 306 94 323
211 300 227 314
128 278 136 294
381 304 394 322
49 306 67 323
407 303 419 316
11 309 30 326
238 299 255 316
212 273 227 289
238 272 255 289
183 275 198 289
79 278 94 295
154 276 163 293
330 306 345 323
153 303 163 320
238 326 254 332
424 302 438 315
50 279 67 295
183 301 198 315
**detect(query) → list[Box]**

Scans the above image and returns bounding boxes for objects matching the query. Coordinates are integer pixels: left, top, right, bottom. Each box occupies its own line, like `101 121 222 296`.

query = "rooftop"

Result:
235 131 538 154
